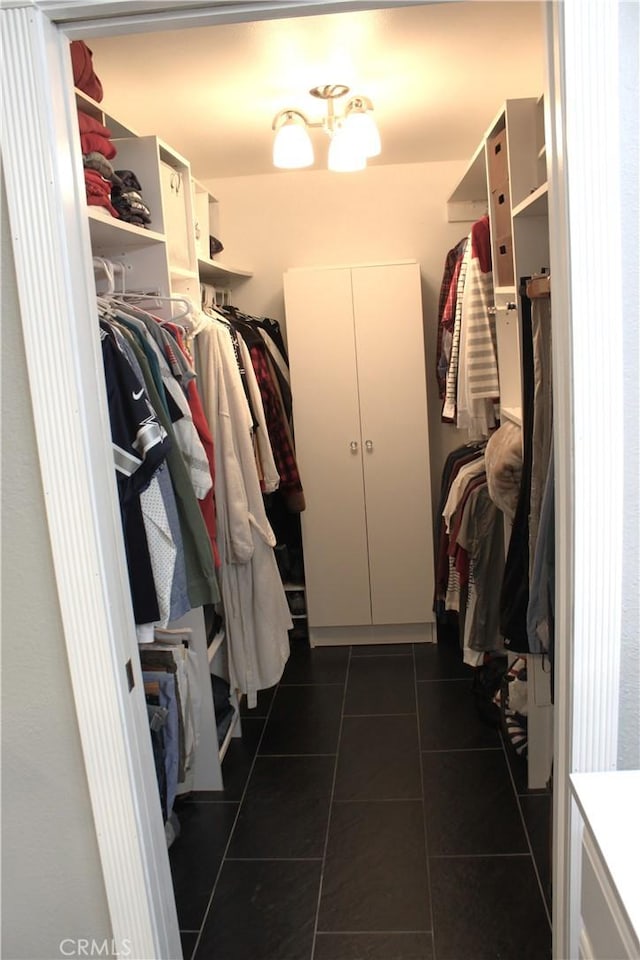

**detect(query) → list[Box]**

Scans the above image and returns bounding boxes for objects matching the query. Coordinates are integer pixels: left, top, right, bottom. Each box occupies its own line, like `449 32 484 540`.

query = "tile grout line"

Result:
309 644 353 960
279 682 346 687
429 852 538 860
225 856 324 862
350 652 413 658
331 796 424 803
420 746 503 754
254 752 338 758
412 642 438 960
316 929 431 935
188 685 279 960
342 711 417 718
499 729 553 929
416 677 475 683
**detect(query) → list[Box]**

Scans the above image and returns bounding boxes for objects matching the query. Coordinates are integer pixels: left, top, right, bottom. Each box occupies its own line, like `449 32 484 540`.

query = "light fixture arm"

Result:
271 108 309 131
345 95 374 116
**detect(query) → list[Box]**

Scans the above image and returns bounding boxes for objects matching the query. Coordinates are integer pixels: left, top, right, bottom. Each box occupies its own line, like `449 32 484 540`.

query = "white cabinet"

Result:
283 261 435 647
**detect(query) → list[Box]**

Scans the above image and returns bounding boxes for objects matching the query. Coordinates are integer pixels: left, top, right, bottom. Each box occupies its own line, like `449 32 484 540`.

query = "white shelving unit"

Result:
192 178 252 298
446 97 553 790
77 88 252 793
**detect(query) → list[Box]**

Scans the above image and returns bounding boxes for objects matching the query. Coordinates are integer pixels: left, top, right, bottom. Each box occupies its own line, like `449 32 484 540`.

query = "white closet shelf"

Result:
75 88 138 138
198 257 252 283
512 182 549 218
75 88 102 122
500 405 523 427
218 707 241 762
448 138 488 204
88 209 165 249
283 582 305 592
495 284 517 296
446 139 489 222
169 265 198 280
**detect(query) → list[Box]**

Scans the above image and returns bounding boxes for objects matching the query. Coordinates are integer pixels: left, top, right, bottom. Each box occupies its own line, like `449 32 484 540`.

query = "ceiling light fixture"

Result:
272 84 381 173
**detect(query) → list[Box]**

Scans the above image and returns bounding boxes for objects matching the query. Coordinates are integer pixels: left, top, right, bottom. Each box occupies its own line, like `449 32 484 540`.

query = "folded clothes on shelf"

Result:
112 169 152 226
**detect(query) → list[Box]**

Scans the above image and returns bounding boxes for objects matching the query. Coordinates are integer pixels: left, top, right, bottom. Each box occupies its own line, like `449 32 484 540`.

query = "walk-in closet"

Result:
2 2 638 960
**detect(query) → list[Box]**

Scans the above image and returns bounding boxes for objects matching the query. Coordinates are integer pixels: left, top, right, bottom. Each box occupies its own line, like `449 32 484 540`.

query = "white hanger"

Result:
120 292 195 329
93 256 115 296
93 256 127 297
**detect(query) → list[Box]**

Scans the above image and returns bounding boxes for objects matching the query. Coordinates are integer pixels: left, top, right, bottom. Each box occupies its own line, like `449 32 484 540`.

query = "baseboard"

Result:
309 622 436 647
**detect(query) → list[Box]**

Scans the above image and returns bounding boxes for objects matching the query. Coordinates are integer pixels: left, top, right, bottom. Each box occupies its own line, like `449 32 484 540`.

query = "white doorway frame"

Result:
1 2 633 958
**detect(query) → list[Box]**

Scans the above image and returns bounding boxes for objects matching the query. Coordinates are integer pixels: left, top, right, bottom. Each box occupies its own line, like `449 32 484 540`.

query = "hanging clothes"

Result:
107 317 191 632
99 300 220 630
162 321 221 569
485 420 523 522
528 294 553 579
194 314 291 708
528 448 555 659
500 283 534 651
436 236 468 400
100 321 169 624
456 216 499 439
442 241 471 422
454 483 505 658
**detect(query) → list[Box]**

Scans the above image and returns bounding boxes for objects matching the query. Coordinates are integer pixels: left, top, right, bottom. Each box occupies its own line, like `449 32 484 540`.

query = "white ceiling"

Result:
87 1 545 181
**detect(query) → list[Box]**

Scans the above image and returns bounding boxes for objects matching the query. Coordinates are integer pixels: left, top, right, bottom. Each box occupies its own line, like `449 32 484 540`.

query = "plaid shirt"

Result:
436 237 468 399
249 344 304 502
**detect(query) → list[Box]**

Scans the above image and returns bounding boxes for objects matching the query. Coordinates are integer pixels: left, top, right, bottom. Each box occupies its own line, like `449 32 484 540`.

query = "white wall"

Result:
618 0 639 770
1 169 113 960
205 159 470 515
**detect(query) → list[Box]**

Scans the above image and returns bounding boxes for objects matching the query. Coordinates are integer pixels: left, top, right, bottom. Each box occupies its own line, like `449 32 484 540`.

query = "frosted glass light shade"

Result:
343 110 381 157
328 125 367 172
273 117 314 168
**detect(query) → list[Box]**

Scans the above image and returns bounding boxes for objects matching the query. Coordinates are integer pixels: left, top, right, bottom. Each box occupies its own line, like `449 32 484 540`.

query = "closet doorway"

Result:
1 2 636 960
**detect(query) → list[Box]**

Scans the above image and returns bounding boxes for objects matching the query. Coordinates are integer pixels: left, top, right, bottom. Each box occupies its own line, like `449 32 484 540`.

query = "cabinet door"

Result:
284 268 371 627
160 161 190 270
351 262 434 624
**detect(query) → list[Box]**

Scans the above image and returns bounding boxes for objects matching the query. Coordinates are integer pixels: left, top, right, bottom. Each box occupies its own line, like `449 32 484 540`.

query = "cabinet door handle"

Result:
350 441 359 452
365 440 373 451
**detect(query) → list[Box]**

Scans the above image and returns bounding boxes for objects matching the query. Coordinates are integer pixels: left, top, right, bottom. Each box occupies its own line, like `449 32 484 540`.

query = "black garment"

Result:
100 323 170 623
500 282 534 650
256 316 289 365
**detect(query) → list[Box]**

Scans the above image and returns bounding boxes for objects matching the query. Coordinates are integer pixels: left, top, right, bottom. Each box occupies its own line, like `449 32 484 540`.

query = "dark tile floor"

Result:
170 639 552 960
